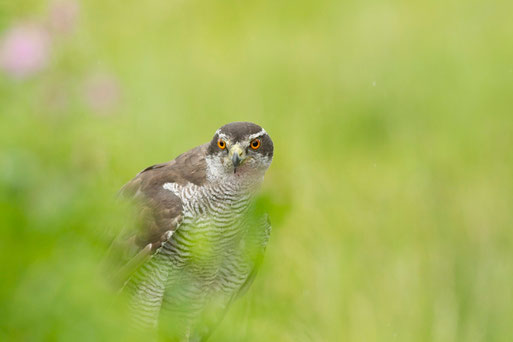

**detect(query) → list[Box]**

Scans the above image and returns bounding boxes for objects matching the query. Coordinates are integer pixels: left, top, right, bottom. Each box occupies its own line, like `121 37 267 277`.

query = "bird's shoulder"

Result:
120 143 209 199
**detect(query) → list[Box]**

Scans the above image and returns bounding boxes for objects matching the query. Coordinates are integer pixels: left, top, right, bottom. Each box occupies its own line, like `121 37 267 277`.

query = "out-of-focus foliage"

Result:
1 0 512 341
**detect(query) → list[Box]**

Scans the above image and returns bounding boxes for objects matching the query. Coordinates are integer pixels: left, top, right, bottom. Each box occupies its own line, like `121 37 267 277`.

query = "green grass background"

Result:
1 0 513 341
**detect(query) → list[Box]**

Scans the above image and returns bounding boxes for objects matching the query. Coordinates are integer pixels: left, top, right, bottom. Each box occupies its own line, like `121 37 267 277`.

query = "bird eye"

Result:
250 139 261 150
217 139 226 149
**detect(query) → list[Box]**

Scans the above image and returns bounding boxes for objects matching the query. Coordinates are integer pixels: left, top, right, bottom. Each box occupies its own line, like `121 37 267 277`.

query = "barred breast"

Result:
126 179 261 330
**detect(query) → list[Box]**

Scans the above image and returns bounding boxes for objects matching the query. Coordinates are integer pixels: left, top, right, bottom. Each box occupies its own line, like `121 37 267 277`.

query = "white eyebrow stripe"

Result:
217 133 229 140
247 129 267 141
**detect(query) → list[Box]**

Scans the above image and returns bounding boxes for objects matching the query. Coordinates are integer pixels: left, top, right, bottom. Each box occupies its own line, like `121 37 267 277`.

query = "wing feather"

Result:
105 144 208 287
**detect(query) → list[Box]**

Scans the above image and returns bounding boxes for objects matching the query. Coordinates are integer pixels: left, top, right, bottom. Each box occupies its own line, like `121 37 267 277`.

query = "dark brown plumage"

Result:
118 144 208 251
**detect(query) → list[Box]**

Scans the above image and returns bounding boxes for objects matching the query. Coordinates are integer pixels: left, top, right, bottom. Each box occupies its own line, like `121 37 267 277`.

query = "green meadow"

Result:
1 0 512 340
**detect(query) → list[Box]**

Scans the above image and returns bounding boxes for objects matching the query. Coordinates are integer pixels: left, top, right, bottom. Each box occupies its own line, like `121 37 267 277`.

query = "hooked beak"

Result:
232 154 241 168
229 144 245 172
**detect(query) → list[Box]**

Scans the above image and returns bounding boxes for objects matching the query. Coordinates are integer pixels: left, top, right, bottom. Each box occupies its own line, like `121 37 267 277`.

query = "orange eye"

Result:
217 139 226 149
250 139 261 150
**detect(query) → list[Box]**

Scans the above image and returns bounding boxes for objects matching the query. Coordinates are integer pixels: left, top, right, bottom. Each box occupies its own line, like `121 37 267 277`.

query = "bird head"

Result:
206 122 274 179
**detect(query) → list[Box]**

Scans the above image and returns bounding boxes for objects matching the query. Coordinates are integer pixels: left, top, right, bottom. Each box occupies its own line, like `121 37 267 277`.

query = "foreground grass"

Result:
1 0 513 340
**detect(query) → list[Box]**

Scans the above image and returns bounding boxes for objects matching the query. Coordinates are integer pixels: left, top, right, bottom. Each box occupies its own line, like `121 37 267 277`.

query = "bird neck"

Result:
218 172 264 195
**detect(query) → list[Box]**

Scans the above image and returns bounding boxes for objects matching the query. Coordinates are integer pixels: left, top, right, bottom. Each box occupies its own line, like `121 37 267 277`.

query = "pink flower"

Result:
0 23 50 79
49 0 79 34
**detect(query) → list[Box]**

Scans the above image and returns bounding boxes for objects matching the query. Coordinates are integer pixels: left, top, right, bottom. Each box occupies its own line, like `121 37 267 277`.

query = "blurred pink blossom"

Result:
0 23 50 79
49 0 79 34
83 72 121 114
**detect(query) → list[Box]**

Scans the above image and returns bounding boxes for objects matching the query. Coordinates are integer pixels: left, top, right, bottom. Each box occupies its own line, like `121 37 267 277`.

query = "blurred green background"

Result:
1 0 513 341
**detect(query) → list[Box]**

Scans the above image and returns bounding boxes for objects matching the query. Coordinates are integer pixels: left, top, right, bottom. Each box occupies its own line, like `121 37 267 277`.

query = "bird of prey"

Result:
109 122 274 341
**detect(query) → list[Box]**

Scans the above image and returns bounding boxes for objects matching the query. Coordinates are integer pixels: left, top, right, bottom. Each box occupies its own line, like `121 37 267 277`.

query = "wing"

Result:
105 144 209 287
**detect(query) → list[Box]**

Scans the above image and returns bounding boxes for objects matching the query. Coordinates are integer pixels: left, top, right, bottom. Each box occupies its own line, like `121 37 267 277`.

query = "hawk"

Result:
109 122 274 341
